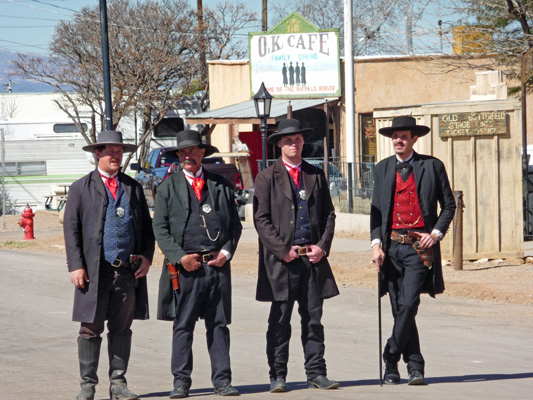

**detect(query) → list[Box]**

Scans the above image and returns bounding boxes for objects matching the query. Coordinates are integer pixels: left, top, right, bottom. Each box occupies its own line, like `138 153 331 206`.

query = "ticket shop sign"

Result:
249 13 340 99
439 111 508 137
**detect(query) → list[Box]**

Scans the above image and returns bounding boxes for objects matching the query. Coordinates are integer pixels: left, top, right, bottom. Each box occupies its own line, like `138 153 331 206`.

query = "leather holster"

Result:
408 231 434 269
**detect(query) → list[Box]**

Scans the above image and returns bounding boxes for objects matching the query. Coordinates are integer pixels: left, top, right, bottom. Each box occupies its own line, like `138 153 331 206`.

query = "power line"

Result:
30 0 78 13
0 13 60 21
4 0 73 17
0 25 56 28
0 38 49 50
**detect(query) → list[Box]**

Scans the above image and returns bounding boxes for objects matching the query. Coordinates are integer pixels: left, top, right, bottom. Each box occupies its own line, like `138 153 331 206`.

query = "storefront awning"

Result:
187 98 339 125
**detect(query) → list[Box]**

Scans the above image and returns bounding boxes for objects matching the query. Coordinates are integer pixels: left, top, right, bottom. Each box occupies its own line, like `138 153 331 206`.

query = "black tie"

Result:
397 161 412 182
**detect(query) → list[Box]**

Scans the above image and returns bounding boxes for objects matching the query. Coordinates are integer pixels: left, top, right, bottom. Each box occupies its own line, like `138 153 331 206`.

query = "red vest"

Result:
391 172 424 230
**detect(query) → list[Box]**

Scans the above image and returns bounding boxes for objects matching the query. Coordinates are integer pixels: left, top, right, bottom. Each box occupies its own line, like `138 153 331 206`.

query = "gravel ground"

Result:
1 210 532 305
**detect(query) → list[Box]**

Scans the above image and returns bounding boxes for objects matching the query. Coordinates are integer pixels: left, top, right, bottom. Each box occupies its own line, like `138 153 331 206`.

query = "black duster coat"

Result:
153 169 242 322
253 159 339 302
370 152 456 297
63 169 155 323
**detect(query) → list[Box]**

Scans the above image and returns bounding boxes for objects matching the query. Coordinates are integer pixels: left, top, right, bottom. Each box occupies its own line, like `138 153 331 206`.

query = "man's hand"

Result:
70 268 89 289
371 244 385 272
207 251 227 267
180 254 202 272
282 246 300 263
134 255 151 278
412 232 438 249
306 245 326 264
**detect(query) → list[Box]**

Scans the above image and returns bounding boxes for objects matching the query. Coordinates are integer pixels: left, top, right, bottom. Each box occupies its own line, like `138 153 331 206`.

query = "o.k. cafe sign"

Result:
439 111 508 137
249 12 341 99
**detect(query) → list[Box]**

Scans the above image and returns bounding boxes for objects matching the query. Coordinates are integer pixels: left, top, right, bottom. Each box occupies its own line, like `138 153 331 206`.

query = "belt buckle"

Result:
399 235 406 244
298 246 308 256
111 258 122 268
202 254 211 263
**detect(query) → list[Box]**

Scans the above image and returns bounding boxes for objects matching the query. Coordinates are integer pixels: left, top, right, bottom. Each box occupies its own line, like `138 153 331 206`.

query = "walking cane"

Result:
377 256 383 387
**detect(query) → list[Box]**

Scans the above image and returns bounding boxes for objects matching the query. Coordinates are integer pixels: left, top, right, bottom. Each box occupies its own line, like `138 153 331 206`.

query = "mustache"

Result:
182 159 197 165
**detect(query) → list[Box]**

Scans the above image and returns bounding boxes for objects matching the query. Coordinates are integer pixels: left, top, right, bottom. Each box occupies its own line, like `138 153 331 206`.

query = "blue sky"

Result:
0 0 263 56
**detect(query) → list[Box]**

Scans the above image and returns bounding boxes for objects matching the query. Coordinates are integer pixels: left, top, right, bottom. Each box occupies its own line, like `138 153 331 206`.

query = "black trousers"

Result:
79 263 136 339
266 256 326 380
171 263 231 389
384 240 429 373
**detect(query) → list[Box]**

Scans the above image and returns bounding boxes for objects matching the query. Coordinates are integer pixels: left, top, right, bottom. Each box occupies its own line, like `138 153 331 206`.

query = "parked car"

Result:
306 159 347 196
130 147 250 219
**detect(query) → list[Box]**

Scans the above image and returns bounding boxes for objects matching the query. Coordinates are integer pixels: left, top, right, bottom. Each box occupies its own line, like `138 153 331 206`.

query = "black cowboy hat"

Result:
164 129 218 158
82 130 138 153
267 118 314 145
378 116 430 138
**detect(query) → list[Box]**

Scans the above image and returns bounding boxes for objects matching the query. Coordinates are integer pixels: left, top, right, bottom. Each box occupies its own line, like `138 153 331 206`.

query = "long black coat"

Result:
370 152 456 297
63 170 155 323
153 169 242 322
254 159 339 302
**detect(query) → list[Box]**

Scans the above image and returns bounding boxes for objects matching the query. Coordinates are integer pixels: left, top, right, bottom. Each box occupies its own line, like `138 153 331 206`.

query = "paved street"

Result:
1 249 533 400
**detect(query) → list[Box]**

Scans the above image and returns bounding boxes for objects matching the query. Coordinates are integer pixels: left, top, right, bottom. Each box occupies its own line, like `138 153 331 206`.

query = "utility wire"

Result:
4 0 73 16
0 13 60 21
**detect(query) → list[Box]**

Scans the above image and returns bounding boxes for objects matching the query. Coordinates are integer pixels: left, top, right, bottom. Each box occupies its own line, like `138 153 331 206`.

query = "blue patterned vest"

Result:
290 173 311 245
102 182 135 264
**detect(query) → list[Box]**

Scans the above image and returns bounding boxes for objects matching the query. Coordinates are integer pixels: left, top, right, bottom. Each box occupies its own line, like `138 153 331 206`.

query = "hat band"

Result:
278 127 307 134
176 139 203 150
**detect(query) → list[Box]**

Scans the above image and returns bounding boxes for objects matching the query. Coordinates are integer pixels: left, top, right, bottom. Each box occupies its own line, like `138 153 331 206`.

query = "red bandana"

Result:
101 174 117 199
284 162 301 188
192 177 204 200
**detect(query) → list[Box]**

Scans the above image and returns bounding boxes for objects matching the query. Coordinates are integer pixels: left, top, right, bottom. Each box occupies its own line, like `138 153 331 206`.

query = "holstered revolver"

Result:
408 232 434 269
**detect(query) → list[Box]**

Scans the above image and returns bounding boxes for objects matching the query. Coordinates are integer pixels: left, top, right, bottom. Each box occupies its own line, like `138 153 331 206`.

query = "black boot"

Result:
77 336 102 400
108 333 138 400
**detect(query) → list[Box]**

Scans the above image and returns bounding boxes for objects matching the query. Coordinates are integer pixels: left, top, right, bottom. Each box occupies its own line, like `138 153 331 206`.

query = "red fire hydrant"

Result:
18 204 36 240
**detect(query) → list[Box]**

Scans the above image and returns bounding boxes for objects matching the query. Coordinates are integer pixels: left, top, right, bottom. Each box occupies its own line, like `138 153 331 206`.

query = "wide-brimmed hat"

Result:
82 130 138 153
164 129 218 158
378 116 430 138
267 118 314 145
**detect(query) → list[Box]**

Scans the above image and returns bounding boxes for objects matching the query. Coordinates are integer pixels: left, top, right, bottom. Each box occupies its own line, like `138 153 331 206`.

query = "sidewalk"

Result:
1 249 532 400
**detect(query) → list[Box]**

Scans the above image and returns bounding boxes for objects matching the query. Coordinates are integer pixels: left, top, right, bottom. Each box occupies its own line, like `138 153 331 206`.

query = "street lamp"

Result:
253 82 273 171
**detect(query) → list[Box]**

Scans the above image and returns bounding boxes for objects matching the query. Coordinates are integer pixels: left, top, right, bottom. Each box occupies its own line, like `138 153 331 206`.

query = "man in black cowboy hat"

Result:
370 116 456 385
253 118 339 393
153 129 242 398
63 131 155 400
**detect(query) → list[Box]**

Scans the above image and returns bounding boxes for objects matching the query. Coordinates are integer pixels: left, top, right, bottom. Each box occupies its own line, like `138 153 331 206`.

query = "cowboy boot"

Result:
76 336 101 400
108 333 138 400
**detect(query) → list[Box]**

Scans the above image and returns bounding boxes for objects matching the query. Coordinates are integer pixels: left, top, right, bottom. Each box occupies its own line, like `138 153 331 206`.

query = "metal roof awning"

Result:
187 98 339 125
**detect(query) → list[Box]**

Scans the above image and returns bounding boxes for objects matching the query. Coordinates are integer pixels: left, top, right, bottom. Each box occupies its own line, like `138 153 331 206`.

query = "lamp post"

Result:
253 82 273 171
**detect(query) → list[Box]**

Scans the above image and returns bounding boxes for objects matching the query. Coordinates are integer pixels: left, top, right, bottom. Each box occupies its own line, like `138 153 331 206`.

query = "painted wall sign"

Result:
249 13 341 99
439 111 508 137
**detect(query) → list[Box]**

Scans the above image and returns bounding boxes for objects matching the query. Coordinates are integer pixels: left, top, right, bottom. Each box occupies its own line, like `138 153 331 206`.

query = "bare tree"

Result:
269 0 454 56
193 1 258 112
0 94 17 120
446 1 533 81
11 0 257 167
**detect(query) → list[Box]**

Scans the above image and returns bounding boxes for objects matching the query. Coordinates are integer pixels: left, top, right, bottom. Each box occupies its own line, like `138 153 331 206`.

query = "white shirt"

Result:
98 167 119 184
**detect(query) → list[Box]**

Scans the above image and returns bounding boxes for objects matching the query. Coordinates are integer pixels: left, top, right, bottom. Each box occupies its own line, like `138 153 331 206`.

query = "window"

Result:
154 118 184 138
361 114 377 163
53 123 88 133
3 161 46 176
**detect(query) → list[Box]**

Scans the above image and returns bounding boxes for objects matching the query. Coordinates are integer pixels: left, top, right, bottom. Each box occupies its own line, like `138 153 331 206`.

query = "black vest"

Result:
182 183 221 253
290 173 311 245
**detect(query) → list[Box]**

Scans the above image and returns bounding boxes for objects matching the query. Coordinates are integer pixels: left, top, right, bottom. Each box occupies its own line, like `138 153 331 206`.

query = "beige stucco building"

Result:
196 54 528 259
